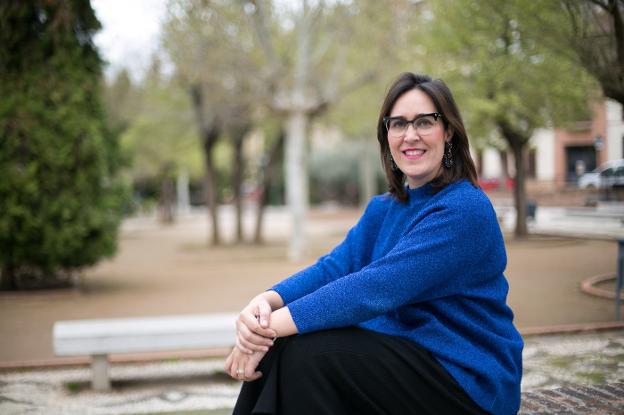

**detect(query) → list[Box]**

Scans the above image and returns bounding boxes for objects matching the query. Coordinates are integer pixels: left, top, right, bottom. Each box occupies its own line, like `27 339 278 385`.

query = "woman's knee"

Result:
278 328 375 378
279 328 360 360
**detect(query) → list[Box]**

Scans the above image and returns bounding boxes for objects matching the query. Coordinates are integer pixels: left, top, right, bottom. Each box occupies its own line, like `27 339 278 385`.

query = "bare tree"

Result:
227 114 253 243
254 128 285 244
244 0 376 259
164 0 261 245
190 84 222 244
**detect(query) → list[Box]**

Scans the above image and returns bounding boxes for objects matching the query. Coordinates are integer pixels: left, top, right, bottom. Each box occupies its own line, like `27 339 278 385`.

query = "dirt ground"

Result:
0 207 620 364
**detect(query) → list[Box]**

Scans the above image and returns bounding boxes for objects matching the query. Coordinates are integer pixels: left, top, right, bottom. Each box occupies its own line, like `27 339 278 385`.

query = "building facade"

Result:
479 99 624 190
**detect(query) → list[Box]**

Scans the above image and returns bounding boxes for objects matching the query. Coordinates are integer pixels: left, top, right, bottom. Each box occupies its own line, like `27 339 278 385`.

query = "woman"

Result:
225 73 523 415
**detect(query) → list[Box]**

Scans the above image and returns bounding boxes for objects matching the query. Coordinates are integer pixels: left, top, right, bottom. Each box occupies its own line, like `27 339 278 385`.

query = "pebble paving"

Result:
1 330 623 415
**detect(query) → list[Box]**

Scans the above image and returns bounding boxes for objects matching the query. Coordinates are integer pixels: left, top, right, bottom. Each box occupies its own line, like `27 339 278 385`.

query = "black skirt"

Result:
232 327 488 415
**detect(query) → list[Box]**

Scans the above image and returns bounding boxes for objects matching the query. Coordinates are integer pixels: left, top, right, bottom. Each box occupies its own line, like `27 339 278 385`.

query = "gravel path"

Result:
1 329 623 414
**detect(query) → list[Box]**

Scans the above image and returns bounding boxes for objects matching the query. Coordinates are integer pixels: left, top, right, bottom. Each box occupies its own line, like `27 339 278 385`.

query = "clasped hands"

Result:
224 294 278 382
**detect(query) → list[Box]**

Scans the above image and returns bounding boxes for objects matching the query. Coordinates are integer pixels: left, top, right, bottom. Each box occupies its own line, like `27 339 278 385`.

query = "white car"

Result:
578 159 624 189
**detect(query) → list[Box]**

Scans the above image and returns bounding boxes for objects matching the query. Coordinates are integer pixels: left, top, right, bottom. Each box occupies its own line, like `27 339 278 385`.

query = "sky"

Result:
91 0 307 82
92 0 168 81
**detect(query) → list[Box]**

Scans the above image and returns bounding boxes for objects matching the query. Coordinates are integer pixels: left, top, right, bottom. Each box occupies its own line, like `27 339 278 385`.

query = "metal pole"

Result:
616 239 624 321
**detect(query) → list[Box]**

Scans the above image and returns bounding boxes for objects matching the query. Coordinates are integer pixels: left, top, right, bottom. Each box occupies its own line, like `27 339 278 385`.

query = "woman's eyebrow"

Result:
388 112 432 118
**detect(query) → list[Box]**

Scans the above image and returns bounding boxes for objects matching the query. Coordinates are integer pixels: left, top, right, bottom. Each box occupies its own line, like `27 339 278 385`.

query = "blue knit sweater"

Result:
271 180 523 415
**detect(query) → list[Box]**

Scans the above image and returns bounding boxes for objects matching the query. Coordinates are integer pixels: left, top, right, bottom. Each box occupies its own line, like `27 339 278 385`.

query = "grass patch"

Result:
576 371 606 384
65 382 81 393
547 356 574 369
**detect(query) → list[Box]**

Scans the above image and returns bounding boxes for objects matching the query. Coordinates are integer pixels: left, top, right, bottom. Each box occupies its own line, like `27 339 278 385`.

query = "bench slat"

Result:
53 313 238 356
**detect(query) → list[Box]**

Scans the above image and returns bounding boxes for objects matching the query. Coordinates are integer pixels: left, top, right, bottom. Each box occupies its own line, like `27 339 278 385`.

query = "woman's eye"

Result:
391 120 407 129
416 117 435 128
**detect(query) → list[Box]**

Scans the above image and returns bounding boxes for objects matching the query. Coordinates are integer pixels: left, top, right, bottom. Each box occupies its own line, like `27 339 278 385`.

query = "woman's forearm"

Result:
270 307 298 338
259 290 285 311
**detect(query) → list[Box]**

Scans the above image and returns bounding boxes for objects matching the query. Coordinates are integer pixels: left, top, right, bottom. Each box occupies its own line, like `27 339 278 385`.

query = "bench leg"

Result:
91 354 111 391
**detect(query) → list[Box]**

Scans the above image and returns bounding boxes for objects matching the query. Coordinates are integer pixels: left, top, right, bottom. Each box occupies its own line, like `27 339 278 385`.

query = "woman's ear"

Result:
445 127 454 142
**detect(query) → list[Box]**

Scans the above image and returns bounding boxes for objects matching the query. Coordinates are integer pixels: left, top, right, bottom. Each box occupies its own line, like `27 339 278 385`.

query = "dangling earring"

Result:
388 153 398 171
443 141 454 168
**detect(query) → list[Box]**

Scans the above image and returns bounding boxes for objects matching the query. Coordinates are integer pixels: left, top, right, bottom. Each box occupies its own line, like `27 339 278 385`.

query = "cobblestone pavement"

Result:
1 329 623 415
522 330 624 389
520 382 624 414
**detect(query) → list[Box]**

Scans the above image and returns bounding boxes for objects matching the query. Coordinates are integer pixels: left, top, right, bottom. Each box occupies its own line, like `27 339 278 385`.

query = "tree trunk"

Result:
176 169 191 216
603 0 624 105
254 129 285 244
285 110 308 260
158 174 175 224
511 143 528 237
498 149 509 191
232 130 246 244
283 1 313 260
359 139 376 207
0 265 17 291
497 120 530 237
190 84 221 245
203 149 220 245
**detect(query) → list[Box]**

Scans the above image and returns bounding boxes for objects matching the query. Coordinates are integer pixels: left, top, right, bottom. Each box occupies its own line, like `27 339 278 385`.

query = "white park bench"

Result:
53 313 237 390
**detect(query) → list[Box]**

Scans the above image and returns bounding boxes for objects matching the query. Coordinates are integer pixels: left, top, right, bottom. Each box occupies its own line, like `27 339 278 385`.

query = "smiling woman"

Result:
226 73 523 415
377 73 479 202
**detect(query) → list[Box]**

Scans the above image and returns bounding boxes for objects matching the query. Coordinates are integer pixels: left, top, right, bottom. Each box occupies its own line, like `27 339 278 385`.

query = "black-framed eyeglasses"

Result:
383 113 443 137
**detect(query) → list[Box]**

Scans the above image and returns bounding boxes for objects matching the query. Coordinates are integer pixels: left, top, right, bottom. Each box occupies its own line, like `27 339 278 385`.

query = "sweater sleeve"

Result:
271 195 388 305
285 191 506 334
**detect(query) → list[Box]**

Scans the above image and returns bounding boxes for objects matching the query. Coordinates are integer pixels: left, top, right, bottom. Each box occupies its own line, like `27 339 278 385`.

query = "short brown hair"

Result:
377 72 479 202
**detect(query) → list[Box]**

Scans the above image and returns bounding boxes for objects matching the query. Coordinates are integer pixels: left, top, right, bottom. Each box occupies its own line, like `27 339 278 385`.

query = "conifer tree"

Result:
0 1 126 289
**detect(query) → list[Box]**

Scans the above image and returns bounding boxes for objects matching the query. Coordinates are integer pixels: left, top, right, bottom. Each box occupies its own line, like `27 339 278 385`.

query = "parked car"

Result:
578 159 624 189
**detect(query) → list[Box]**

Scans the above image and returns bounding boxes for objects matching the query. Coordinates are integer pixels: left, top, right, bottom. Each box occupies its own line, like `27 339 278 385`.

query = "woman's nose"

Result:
404 124 421 141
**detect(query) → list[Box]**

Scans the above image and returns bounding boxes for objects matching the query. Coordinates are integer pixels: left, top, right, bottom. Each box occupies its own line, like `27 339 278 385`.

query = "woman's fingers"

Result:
241 351 265 382
235 336 255 355
257 301 272 328
224 350 233 374
228 352 238 378
237 319 274 349
246 371 263 381
224 348 267 382
225 348 248 380
244 360 257 379
237 334 269 353
239 311 276 339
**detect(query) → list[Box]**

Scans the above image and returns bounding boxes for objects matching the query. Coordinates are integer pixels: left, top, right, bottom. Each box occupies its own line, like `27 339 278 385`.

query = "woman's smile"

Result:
401 148 427 160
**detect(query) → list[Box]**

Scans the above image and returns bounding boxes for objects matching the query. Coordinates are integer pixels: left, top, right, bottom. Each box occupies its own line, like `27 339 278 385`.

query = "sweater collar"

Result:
406 182 434 202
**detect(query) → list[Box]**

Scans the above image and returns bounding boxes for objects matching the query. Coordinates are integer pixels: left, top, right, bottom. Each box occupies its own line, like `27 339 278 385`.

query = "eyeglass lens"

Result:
387 114 439 136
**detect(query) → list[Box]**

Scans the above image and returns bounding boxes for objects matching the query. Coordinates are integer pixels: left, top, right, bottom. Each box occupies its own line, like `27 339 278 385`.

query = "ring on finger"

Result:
236 368 244 376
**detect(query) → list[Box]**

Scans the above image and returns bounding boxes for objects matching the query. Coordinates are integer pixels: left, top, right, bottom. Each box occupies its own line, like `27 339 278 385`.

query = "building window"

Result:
565 145 596 184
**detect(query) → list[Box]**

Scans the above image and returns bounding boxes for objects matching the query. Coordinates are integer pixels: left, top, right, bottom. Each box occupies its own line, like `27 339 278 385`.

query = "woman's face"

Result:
387 88 451 189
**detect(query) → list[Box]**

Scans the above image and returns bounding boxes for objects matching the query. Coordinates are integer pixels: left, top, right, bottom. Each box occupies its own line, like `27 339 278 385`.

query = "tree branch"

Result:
611 0 624 72
587 0 611 12
310 69 377 118
244 0 283 88
189 83 219 146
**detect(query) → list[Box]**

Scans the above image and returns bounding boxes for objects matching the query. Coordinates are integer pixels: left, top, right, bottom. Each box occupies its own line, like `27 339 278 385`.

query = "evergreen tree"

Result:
0 1 126 289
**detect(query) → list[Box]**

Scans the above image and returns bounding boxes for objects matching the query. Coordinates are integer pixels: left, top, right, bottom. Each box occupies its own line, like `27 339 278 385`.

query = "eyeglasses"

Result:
383 113 443 138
